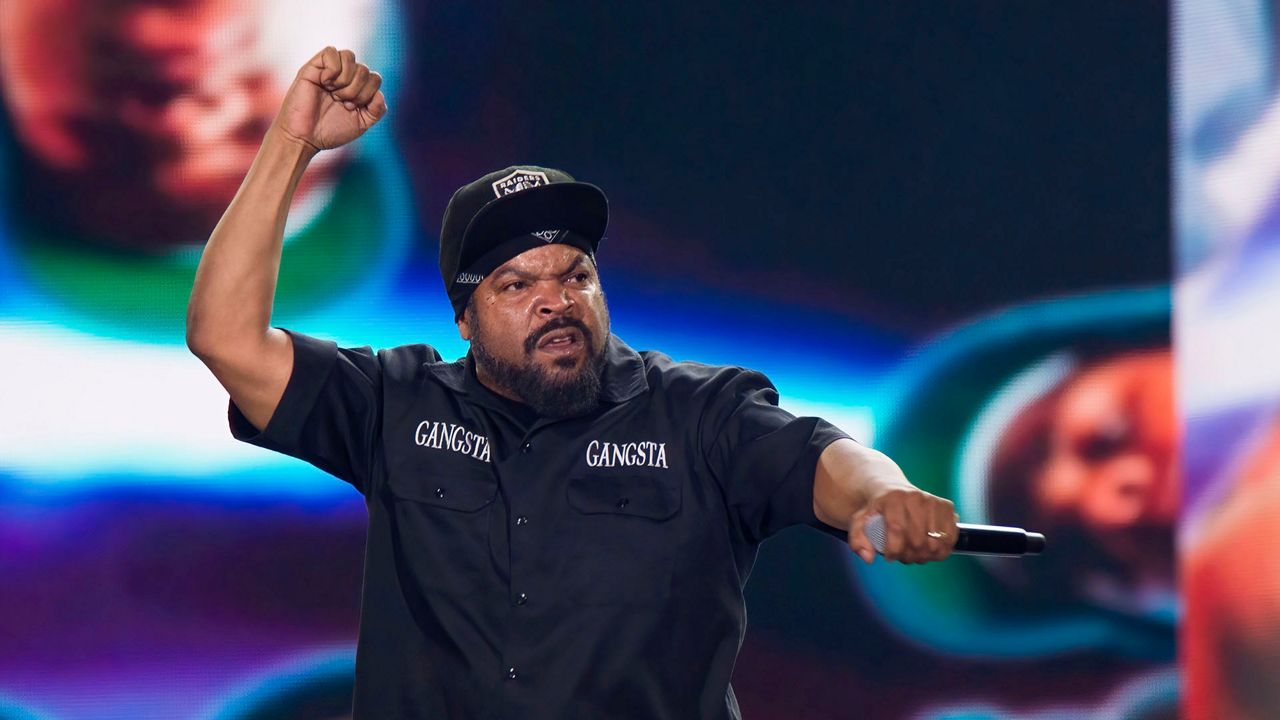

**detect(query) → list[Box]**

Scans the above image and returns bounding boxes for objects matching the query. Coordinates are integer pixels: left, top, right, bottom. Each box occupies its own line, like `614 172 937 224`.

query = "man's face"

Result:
1034 350 1177 532
0 0 377 249
460 244 611 416
2 0 278 193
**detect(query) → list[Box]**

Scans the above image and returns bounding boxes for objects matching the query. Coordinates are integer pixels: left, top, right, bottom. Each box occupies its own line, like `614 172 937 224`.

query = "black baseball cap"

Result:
439 166 609 319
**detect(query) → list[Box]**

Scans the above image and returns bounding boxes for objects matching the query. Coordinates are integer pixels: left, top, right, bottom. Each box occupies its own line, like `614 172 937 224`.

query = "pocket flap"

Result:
389 471 497 512
567 476 681 521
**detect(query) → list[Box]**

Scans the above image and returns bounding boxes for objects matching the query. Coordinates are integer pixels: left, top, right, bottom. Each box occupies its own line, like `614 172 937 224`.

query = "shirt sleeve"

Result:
700 367 852 544
228 329 383 494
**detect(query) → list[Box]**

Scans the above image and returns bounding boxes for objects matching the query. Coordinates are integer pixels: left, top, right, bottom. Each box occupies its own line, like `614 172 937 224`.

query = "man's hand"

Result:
273 46 388 153
813 439 958 565
846 485 958 565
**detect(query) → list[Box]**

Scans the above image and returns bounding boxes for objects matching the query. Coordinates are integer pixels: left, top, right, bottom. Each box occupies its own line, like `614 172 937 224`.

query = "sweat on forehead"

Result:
488 245 594 279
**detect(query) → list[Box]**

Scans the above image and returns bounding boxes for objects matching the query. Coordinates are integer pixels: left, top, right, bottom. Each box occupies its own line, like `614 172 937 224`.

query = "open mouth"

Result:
535 327 584 356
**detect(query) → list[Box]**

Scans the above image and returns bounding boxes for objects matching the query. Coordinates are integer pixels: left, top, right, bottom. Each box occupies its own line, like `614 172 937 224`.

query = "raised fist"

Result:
273 46 388 152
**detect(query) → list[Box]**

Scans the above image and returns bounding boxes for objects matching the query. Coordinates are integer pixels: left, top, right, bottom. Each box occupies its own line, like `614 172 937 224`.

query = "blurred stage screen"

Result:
1178 1 1280 719
0 2 1171 719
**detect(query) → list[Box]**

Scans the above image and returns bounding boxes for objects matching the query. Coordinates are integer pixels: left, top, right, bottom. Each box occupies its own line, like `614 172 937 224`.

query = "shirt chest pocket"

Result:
560 475 683 606
386 464 499 597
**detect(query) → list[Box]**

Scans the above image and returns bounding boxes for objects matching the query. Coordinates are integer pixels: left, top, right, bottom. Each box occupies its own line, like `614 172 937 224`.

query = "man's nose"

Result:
534 283 574 315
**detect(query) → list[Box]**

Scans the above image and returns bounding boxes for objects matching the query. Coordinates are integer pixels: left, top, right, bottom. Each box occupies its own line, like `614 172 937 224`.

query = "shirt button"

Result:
434 487 446 499
521 441 532 453
616 497 630 510
506 667 518 680
515 516 528 526
516 592 528 605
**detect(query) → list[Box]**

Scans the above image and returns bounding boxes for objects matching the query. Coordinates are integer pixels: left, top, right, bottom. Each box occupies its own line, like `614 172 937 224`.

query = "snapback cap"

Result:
439 166 609 319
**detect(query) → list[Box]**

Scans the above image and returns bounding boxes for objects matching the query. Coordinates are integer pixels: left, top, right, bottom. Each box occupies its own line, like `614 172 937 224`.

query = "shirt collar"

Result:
423 333 648 404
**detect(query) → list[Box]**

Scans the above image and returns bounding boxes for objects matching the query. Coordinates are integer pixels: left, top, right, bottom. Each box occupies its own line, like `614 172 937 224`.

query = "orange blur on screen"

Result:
982 347 1176 617
1034 351 1178 551
0 0 355 250
1185 419 1280 720
1 0 279 193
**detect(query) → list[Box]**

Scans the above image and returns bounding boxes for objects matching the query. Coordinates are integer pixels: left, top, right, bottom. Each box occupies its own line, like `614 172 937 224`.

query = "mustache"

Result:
524 317 594 355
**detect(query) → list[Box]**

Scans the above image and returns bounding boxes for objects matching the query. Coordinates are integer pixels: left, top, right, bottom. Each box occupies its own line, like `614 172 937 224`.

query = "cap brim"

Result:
459 182 609 270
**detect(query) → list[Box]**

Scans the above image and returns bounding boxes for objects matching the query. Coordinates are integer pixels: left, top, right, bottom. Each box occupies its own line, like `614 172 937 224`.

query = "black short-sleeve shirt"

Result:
230 329 850 720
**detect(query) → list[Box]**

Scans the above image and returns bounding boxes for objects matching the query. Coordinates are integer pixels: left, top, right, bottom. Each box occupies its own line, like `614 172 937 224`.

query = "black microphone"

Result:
864 515 1046 557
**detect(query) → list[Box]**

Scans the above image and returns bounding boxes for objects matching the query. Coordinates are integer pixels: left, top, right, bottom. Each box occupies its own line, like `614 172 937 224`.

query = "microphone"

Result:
864 515 1045 557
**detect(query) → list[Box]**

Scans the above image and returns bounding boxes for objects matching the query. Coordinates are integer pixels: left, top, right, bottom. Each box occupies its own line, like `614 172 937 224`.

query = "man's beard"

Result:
470 312 607 419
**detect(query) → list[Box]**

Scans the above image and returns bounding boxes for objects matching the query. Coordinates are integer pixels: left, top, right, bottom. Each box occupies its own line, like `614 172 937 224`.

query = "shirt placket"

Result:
486 412 573 709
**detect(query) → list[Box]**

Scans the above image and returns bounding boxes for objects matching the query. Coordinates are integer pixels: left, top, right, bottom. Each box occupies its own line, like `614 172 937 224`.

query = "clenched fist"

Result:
273 46 388 153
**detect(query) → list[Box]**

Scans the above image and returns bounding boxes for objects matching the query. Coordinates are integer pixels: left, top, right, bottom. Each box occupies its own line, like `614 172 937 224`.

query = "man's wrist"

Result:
813 440 912 528
265 123 322 164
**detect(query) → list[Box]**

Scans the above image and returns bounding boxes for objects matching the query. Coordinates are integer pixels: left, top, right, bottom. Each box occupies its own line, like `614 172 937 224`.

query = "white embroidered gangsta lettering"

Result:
414 421 492 462
584 440 669 469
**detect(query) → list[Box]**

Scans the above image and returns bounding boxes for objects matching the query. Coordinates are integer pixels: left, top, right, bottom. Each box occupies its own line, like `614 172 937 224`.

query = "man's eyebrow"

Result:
557 255 590 276
490 255 592 281
489 265 532 281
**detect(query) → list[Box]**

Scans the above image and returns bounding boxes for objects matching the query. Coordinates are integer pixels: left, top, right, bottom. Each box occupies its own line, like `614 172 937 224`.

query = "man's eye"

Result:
1076 430 1128 462
571 272 590 283
504 281 525 292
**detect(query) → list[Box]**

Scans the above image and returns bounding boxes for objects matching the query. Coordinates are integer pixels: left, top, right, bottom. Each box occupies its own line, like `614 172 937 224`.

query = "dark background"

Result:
400 1 1168 334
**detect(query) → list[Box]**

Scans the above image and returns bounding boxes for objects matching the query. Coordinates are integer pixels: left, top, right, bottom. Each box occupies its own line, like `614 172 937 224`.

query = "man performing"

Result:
186 46 959 719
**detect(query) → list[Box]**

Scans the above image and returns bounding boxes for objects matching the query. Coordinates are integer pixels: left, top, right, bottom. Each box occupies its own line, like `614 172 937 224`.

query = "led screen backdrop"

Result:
0 3 1171 718
1177 2 1280 718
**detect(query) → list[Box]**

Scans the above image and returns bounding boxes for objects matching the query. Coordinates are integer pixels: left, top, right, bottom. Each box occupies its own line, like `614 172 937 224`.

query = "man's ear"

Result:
457 309 472 341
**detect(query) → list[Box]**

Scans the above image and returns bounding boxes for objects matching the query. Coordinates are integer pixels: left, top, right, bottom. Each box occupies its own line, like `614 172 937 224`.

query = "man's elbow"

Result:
185 310 216 361
184 308 240 364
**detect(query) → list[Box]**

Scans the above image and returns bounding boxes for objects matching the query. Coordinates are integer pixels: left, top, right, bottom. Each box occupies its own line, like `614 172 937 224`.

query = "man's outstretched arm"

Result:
813 439 959 564
186 47 386 431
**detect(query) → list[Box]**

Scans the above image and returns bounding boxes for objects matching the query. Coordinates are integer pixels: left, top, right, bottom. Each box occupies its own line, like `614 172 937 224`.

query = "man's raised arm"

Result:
185 47 386 431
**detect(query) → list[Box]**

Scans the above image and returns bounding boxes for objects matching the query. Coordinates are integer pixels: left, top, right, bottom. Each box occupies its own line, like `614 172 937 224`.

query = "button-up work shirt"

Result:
230 330 850 719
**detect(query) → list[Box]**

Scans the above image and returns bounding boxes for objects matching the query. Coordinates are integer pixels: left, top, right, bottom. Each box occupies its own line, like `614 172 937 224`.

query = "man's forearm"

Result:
812 438 914 530
813 438 958 564
186 126 317 356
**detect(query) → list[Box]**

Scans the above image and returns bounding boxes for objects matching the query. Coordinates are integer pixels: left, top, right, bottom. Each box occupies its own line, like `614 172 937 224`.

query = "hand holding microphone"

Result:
818 442 1046 564
841 486 1046 564
864 515 1046 558
844 485 964 565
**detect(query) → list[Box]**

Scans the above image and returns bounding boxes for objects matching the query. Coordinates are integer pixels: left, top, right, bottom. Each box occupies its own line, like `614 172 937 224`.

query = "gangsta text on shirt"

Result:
585 440 669 468
415 420 492 462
